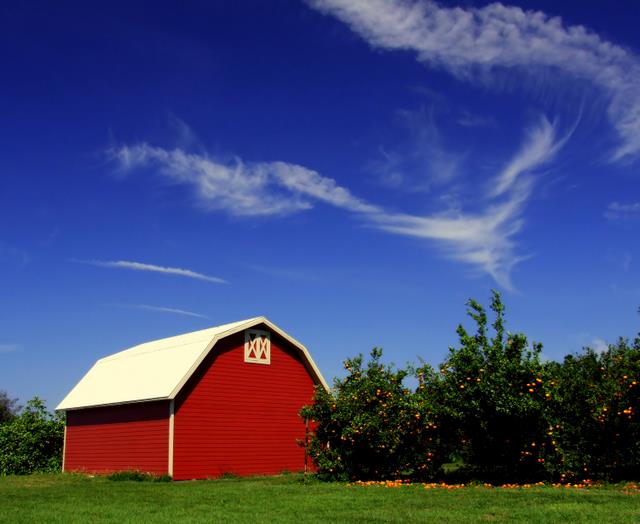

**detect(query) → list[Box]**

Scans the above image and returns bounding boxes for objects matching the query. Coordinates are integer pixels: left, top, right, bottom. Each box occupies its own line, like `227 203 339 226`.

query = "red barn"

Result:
56 317 328 480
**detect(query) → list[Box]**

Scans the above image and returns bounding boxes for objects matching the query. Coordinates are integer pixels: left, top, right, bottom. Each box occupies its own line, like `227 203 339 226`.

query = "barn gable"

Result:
57 316 328 411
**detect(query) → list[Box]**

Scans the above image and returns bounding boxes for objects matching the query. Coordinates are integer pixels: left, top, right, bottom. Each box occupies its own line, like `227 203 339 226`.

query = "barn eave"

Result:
56 316 329 411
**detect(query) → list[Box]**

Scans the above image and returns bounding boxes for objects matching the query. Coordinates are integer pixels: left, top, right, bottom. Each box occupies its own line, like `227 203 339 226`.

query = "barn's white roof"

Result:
57 316 328 411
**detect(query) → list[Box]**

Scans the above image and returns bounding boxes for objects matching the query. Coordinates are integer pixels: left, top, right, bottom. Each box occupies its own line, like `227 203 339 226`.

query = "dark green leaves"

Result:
0 397 64 475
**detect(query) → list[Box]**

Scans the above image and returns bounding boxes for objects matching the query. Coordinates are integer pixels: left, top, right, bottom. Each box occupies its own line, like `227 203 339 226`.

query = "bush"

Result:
544 335 640 481
301 293 640 484
0 391 20 424
301 348 445 481
0 397 64 475
428 291 552 483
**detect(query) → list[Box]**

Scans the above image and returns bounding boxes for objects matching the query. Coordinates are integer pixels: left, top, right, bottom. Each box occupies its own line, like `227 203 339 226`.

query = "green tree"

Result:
0 391 20 424
301 348 444 481
0 397 65 475
544 335 640 481
434 291 551 482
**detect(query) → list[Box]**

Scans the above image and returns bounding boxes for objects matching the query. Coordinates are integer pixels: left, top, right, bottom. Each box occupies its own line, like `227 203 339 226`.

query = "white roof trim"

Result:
57 316 329 411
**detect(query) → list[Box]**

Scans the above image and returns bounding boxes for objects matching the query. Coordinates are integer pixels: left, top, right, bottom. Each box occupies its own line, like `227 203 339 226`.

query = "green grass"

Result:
1 473 639 523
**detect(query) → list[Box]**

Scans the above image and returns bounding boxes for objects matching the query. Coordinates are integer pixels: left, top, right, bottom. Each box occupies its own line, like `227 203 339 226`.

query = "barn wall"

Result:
173 330 317 480
64 401 169 475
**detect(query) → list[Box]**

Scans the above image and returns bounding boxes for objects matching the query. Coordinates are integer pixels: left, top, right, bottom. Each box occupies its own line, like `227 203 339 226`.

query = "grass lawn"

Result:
1 474 640 523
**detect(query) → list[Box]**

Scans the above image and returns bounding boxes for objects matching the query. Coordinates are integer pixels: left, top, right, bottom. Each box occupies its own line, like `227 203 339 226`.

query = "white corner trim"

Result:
62 424 67 472
168 400 175 477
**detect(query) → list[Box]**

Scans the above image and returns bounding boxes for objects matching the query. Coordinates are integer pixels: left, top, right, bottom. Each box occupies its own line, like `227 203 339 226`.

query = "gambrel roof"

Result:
57 317 328 411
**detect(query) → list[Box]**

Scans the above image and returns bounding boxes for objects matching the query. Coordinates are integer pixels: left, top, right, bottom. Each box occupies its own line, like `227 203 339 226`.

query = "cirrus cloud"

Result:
604 201 640 221
369 115 564 290
0 344 19 354
73 259 228 284
108 114 564 290
113 304 209 319
308 0 640 162
108 144 378 217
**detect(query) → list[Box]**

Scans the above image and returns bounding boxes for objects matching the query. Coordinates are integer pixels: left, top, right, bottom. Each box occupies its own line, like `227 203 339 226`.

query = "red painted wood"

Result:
173 331 317 480
64 401 169 475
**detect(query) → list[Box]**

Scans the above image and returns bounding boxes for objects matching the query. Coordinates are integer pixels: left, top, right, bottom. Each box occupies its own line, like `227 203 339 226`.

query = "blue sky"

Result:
1 0 639 408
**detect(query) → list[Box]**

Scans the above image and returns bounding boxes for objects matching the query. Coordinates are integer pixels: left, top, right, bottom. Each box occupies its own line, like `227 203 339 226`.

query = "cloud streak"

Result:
109 114 562 290
369 115 565 289
308 0 640 161
108 144 378 217
604 201 640 221
490 116 558 197
115 304 209 319
0 344 18 354
75 259 228 284
369 186 530 290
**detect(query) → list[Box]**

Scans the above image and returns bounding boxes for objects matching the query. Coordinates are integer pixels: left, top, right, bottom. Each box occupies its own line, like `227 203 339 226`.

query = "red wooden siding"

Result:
173 330 317 480
64 401 169 475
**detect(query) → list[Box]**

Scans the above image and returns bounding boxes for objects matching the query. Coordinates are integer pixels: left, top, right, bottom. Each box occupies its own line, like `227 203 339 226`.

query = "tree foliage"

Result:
0 390 20 424
302 292 640 483
0 397 65 475
301 348 445 481
429 291 550 482
544 335 640 481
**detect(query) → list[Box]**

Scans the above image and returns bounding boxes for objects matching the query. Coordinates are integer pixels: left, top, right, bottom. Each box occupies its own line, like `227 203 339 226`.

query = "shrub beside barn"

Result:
57 317 328 480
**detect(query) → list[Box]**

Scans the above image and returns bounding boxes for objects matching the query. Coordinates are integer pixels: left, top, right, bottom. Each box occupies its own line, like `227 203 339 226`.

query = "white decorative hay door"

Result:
244 329 271 365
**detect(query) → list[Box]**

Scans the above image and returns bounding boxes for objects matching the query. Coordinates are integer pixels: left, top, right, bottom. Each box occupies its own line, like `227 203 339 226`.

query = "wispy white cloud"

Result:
590 338 609 353
568 332 611 355
108 113 565 290
490 115 558 197
0 344 18 354
604 201 640 221
115 304 209 319
456 109 495 129
369 179 530 290
108 144 378 216
74 259 228 284
368 115 565 290
371 106 463 191
168 114 205 151
308 0 640 161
